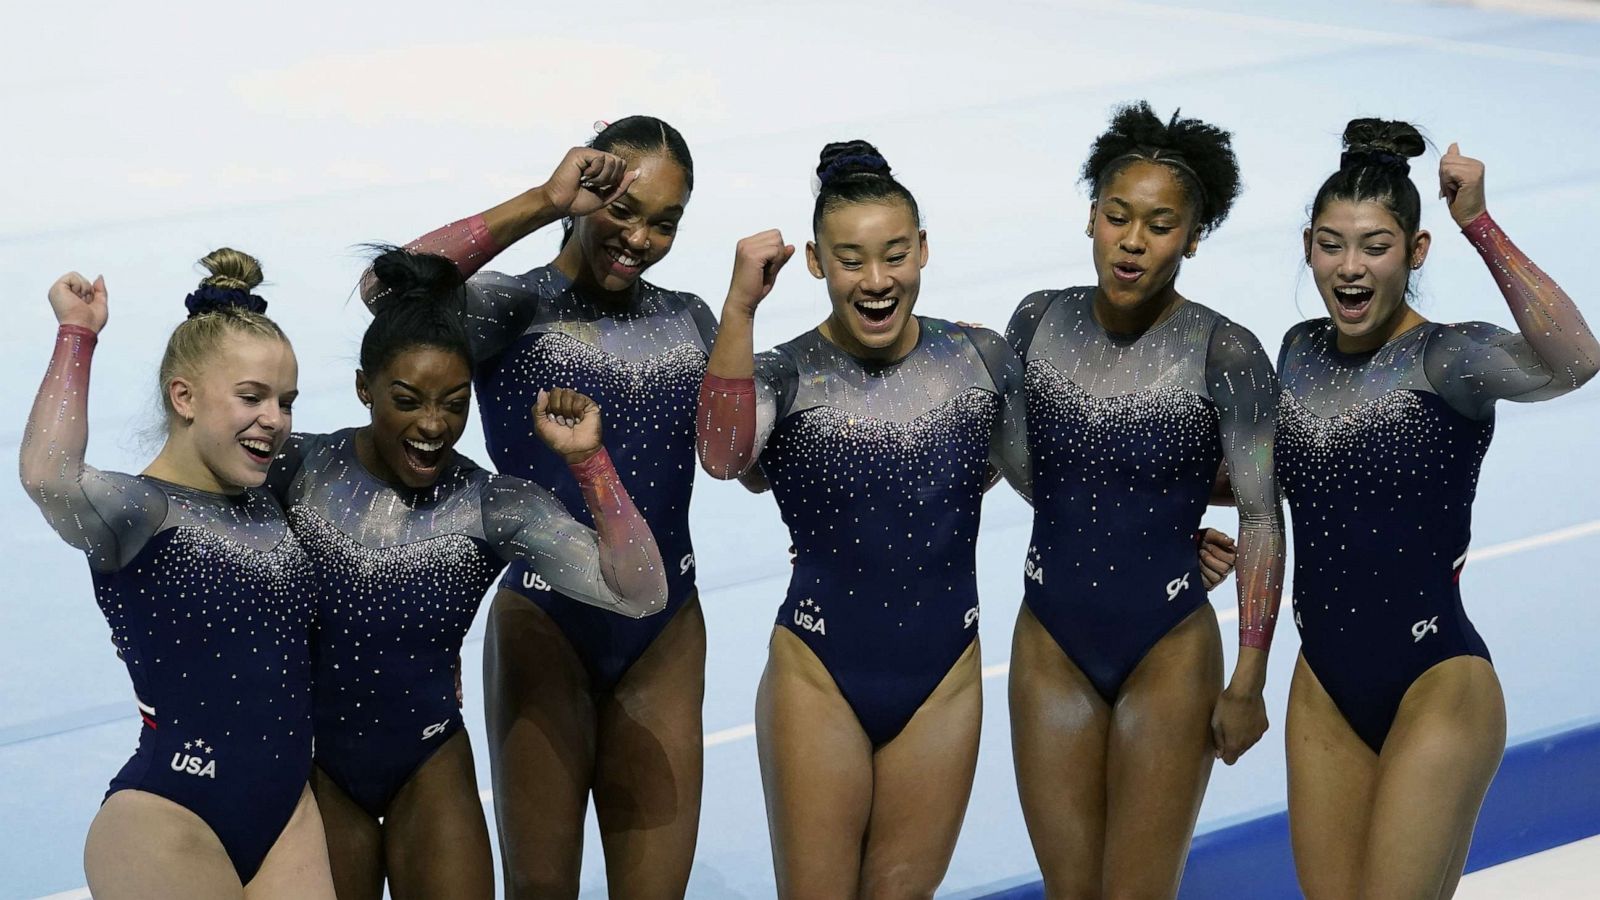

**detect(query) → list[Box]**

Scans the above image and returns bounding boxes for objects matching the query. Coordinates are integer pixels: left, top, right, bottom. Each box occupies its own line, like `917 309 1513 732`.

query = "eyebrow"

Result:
832 237 912 252
617 190 685 217
1315 226 1395 239
1104 197 1179 216
392 379 472 396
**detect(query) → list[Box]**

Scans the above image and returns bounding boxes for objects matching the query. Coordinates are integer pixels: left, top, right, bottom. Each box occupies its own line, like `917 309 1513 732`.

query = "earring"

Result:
1085 227 1093 238
1184 251 1196 259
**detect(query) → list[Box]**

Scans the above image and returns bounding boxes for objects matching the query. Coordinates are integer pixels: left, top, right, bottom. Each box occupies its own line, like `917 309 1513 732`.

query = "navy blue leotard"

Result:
1277 213 1597 752
20 326 314 884
1006 289 1285 701
269 428 666 817
388 216 715 690
698 318 1029 745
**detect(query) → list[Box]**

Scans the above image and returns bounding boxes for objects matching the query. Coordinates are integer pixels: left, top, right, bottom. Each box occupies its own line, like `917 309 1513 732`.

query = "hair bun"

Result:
1340 118 1426 174
197 247 264 292
367 246 465 313
188 248 267 318
816 140 891 189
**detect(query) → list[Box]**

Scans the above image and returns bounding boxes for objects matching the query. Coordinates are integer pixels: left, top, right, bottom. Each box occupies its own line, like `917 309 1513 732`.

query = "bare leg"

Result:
758 627 875 899
246 785 337 900
1359 658 1505 900
383 730 495 900
483 589 596 899
1287 654 1378 900
857 639 983 900
593 597 707 899
1101 604 1223 899
1009 604 1111 900
310 765 384 900
84 790 244 900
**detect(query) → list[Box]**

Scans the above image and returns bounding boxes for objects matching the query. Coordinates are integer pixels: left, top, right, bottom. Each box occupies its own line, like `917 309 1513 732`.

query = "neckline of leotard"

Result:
137 473 252 504
548 264 660 316
1319 317 1432 362
1080 288 1193 343
812 316 927 372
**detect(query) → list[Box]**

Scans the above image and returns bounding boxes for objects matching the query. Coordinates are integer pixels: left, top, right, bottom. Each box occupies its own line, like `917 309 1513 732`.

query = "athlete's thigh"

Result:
1102 604 1222 899
593 596 707 899
84 790 243 900
383 730 494 900
1362 657 1505 900
1286 655 1378 900
308 766 383 900
483 588 597 899
1008 604 1112 899
859 640 982 900
758 627 876 900
246 785 336 900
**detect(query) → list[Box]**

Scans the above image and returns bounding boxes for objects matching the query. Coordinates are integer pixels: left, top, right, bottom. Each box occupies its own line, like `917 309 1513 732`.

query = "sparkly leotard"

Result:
1277 212 1598 751
697 318 1029 745
1006 291 1285 700
20 326 314 883
270 429 664 817
377 216 714 690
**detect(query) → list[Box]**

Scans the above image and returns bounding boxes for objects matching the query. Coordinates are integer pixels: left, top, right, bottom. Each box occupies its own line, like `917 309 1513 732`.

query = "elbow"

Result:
624 581 670 619
700 459 750 481
1572 356 1600 391
694 436 753 480
357 269 383 312
17 461 49 512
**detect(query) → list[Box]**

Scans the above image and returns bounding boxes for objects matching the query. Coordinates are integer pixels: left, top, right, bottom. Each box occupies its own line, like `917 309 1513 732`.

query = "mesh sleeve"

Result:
1425 213 1599 417
482 449 667 618
696 351 790 480
1206 319 1287 652
19 326 164 572
968 326 1032 499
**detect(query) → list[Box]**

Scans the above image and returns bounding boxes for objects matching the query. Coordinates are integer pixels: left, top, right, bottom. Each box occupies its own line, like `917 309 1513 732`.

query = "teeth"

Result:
857 299 896 310
240 439 271 454
607 248 642 267
1335 286 1370 297
406 438 444 453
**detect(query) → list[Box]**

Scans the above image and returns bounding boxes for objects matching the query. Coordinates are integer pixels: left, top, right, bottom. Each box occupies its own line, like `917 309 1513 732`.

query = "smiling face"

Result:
167 333 298 492
806 199 928 360
558 151 689 295
1089 160 1200 321
355 345 473 489
1306 198 1431 349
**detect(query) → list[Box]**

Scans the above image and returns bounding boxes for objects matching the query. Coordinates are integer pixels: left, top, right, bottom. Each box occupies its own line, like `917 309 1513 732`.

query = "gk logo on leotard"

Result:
521 570 552 592
793 598 826 635
1412 616 1440 643
170 738 217 779
680 553 695 575
964 606 979 629
422 720 450 740
1024 546 1044 585
1166 572 1191 602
